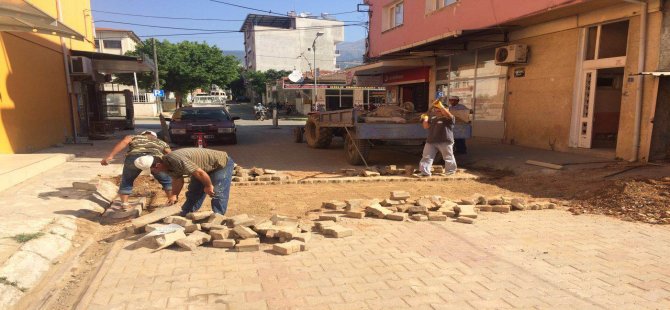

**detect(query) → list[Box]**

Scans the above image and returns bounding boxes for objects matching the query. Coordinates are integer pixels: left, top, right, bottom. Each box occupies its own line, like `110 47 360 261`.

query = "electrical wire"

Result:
207 0 288 16
91 10 245 21
95 20 366 33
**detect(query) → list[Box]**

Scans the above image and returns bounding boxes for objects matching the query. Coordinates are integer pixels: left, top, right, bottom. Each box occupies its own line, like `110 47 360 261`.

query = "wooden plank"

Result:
525 160 564 170
130 205 182 230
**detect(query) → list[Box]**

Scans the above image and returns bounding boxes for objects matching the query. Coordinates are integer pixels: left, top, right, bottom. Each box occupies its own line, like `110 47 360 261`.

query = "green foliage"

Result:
232 69 291 99
114 40 240 98
11 232 43 243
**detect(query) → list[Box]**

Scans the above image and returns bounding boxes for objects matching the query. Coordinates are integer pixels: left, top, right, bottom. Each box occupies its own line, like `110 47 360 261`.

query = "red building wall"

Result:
365 0 587 57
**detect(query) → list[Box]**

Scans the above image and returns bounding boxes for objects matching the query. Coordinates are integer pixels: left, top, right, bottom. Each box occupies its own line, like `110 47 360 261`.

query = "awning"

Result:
0 0 85 41
637 71 670 77
71 50 155 73
349 59 434 76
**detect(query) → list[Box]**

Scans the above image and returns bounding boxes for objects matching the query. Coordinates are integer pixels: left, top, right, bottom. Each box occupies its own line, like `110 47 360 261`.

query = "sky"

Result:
91 0 369 50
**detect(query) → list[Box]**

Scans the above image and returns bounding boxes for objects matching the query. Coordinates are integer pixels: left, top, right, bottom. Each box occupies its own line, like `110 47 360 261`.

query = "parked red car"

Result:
168 107 239 145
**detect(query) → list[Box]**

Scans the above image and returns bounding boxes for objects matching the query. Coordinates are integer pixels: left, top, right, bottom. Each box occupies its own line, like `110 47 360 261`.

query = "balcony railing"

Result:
133 93 156 103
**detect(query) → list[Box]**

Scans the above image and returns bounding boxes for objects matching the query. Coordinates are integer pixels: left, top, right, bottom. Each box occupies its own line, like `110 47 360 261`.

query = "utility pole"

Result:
311 32 324 111
152 38 162 110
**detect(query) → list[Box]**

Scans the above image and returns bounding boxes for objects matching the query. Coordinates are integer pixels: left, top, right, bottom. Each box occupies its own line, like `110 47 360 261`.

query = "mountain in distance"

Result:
337 39 365 69
222 50 244 63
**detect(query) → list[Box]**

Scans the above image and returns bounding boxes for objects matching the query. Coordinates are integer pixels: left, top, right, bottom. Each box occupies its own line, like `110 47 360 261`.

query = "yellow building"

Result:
0 0 95 153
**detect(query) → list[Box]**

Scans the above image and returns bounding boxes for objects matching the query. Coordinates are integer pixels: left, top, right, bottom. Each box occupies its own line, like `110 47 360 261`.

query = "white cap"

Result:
140 130 158 138
134 155 154 170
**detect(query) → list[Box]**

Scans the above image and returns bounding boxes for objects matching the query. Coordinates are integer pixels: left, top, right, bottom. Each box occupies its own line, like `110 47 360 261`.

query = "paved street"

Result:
72 106 670 309
82 210 670 309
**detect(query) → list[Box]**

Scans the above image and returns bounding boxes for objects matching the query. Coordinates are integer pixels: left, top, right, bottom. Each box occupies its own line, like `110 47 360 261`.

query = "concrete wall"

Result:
96 31 139 56
0 0 95 153
247 18 343 72
504 28 580 152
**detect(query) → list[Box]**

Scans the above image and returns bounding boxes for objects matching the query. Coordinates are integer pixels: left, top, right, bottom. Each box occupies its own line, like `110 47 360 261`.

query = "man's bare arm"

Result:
101 135 132 165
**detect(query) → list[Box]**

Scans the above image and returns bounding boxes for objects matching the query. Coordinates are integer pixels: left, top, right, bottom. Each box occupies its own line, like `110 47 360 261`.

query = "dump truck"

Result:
296 107 471 165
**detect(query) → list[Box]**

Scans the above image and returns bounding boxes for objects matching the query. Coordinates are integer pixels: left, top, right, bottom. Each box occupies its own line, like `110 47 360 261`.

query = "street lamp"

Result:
312 32 324 111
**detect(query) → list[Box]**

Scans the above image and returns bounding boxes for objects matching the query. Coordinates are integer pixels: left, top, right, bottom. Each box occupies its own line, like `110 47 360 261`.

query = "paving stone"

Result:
428 213 448 221
142 225 187 250
257 175 273 181
273 240 306 255
144 223 166 233
456 217 474 224
175 230 211 251
511 198 526 210
454 205 478 218
443 210 456 217
488 197 504 205
477 205 493 212
362 170 381 177
0 283 23 309
0 250 50 290
271 214 298 225
72 181 98 191
408 205 429 215
200 223 227 231
344 199 364 211
207 213 226 225
314 220 337 232
95 180 118 203
415 198 434 209
384 206 398 212
183 223 200 233
381 199 400 206
404 165 414 175
322 225 353 238
459 198 476 205
492 205 511 213
276 226 301 242
212 239 236 248
366 203 393 219
187 211 213 221
233 226 258 239
395 205 410 213
472 194 487 205
209 229 232 240
441 201 458 209
346 211 365 219
318 214 341 222
390 191 411 201
264 169 277 174
385 213 408 221
235 238 260 252
411 214 428 221
170 216 192 227
229 214 255 226
21 233 71 262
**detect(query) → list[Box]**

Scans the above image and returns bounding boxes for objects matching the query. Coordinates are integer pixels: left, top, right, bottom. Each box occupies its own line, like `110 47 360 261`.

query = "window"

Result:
325 89 354 111
383 1 404 30
426 0 457 13
585 20 629 60
94 40 100 48
103 40 122 49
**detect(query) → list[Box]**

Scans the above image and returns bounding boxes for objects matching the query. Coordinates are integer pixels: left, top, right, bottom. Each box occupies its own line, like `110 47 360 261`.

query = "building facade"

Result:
0 0 96 153
357 0 669 162
241 14 344 73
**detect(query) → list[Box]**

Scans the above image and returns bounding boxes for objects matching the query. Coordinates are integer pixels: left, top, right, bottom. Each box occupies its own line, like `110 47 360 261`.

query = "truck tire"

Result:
305 118 333 148
344 133 370 165
293 127 304 143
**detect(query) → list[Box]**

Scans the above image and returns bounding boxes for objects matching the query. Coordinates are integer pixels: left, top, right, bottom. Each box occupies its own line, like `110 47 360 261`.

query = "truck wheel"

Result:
293 127 304 143
305 118 333 148
344 134 370 165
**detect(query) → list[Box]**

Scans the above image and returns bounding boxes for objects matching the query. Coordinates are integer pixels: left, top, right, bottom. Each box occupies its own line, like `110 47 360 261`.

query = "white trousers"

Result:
419 142 457 175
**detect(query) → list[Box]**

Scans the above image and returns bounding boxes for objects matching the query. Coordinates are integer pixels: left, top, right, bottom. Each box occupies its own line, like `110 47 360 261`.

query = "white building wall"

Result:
96 31 139 55
245 17 344 73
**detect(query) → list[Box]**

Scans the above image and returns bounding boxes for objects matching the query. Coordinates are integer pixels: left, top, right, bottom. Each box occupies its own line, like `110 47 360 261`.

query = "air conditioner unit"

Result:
494 44 528 65
70 56 93 75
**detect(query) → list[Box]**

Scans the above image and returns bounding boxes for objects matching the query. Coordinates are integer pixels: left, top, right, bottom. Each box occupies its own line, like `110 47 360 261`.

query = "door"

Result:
578 69 597 148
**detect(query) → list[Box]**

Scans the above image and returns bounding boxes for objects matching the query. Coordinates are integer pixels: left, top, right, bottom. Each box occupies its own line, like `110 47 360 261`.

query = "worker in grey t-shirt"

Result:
417 99 458 176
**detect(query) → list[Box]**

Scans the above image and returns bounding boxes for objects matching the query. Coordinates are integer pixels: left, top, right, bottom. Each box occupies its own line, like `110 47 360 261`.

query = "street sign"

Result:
153 89 165 97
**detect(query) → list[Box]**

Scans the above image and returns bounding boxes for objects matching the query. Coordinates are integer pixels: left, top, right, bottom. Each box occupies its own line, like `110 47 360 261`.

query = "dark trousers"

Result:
454 139 467 154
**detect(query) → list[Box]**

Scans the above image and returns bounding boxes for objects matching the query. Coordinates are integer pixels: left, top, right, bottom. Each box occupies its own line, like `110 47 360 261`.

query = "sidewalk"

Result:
0 134 129 308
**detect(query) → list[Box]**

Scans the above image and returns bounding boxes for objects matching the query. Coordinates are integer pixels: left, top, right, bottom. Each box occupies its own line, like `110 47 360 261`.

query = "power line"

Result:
95 20 367 34
91 10 245 21
207 0 288 16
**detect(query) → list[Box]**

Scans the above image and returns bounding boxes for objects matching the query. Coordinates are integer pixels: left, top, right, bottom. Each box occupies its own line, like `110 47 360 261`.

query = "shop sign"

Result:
383 67 430 84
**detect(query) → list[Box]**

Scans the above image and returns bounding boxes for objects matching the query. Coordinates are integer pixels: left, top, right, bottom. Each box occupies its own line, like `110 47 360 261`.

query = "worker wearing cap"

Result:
417 99 457 177
135 148 235 216
100 131 175 209
447 96 469 154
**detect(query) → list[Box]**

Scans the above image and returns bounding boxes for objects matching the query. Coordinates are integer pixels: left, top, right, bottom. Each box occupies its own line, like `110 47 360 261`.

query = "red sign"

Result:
383 67 430 84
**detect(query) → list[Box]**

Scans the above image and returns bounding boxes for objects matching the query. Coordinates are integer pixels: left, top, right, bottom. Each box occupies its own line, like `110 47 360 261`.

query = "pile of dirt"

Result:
568 177 670 224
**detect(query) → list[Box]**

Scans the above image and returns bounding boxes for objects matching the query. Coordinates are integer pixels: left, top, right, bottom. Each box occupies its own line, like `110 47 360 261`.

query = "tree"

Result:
234 69 291 102
115 40 239 106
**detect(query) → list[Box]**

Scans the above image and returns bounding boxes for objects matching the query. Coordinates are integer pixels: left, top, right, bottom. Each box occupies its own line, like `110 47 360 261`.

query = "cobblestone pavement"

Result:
82 210 670 309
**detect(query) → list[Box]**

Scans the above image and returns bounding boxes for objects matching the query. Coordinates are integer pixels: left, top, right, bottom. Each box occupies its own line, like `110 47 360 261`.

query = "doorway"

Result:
650 77 670 160
400 83 429 112
591 68 624 149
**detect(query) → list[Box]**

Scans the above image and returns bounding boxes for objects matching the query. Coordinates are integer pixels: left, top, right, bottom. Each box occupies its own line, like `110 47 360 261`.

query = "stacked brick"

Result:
231 165 291 183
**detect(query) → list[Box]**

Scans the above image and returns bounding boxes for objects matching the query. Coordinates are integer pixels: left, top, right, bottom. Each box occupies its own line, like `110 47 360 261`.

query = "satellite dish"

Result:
288 70 304 83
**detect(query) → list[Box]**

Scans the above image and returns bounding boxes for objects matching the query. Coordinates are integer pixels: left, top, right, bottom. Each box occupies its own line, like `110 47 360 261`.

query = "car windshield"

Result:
176 109 230 121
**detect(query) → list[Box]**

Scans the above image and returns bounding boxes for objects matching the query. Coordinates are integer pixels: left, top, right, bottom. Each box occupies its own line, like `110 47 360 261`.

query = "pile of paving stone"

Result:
232 166 291 182
318 190 558 224
125 208 352 255
341 165 447 177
